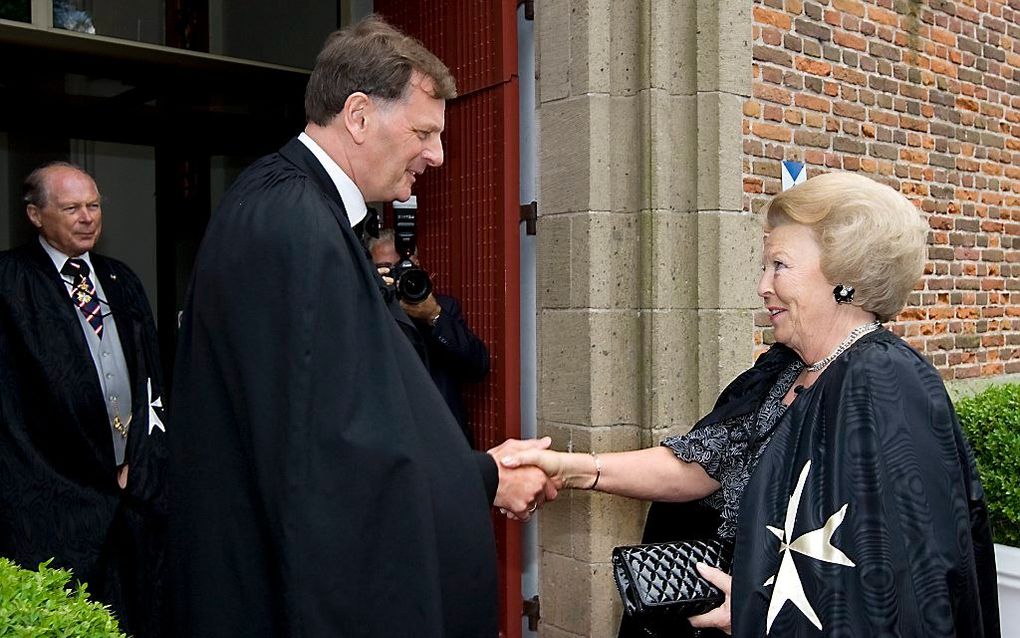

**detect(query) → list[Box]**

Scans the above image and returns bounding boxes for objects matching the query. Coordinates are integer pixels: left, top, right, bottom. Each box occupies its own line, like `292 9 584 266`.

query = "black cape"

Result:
0 241 167 637
625 330 999 638
732 330 999 636
169 138 500 637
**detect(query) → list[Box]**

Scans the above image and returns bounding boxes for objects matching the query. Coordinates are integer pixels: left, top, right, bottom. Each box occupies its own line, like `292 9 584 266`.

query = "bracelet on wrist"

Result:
587 452 602 490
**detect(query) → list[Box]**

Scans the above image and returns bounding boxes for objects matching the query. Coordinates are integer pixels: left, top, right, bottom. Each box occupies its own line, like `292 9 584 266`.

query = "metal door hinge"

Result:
520 201 537 235
522 595 540 631
518 0 534 21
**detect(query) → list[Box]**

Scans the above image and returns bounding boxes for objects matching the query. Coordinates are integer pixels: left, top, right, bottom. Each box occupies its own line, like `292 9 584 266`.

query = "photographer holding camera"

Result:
369 206 490 441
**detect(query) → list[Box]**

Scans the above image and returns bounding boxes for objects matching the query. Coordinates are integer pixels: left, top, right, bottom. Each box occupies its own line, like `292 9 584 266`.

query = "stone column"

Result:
535 1 754 636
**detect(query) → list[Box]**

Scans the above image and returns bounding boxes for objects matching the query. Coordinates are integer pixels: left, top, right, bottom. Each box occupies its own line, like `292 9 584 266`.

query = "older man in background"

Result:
0 161 167 636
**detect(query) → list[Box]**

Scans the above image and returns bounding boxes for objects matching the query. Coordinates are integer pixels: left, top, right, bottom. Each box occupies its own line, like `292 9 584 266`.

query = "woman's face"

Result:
757 223 835 357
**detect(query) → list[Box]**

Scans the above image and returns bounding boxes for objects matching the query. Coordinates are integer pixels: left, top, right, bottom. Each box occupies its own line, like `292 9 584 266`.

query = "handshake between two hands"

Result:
485 438 735 633
486 436 565 523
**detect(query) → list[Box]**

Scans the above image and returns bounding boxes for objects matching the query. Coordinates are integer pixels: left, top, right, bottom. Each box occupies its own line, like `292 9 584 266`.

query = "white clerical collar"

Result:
39 235 95 277
298 132 368 227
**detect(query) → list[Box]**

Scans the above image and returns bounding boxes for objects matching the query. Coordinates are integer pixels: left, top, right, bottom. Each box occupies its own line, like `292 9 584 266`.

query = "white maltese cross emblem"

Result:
147 378 165 435
763 460 855 633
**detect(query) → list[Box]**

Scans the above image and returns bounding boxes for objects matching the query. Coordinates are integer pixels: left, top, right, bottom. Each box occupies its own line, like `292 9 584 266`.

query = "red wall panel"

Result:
372 2 522 637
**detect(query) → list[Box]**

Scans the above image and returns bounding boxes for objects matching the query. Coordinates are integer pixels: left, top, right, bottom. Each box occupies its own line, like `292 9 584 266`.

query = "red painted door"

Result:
372 2 522 637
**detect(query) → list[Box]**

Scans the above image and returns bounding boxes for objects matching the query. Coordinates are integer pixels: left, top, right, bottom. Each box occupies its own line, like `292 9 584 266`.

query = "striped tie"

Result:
61 258 104 339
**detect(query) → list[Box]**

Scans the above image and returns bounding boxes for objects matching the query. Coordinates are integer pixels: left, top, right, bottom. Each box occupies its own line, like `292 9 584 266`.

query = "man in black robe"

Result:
0 162 167 637
168 16 552 637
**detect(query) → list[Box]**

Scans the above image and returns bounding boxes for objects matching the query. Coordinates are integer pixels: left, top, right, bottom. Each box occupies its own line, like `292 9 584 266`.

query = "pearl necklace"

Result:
804 320 881 372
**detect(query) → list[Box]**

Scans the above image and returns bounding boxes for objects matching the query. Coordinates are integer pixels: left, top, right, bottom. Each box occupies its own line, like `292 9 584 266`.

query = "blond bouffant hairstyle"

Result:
764 172 928 322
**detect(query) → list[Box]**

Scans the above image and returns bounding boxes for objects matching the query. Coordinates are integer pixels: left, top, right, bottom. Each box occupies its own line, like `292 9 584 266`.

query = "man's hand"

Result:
376 266 394 287
688 563 732 635
488 437 557 522
400 293 441 322
117 464 129 490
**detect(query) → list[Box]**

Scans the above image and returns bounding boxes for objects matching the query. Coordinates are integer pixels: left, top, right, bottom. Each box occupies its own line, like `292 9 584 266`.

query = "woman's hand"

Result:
688 563 732 635
500 448 594 490
504 446 721 500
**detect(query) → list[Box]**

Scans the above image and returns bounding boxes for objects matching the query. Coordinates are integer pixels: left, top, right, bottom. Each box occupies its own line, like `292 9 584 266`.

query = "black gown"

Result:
733 330 998 636
624 330 999 638
168 138 500 637
0 241 167 637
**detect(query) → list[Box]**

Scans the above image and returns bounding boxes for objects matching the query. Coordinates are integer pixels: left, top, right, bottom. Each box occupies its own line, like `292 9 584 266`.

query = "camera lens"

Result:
397 268 432 304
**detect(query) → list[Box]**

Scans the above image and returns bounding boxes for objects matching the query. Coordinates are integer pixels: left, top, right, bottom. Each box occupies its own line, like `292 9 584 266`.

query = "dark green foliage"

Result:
955 383 1020 547
0 558 125 637
0 1 30 22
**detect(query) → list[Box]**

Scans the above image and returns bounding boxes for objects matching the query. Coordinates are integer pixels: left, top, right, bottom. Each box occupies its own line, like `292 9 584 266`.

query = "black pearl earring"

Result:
833 284 855 304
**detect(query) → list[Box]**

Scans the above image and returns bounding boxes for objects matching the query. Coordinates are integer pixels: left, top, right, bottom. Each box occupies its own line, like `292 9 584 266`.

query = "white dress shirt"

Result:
298 132 368 227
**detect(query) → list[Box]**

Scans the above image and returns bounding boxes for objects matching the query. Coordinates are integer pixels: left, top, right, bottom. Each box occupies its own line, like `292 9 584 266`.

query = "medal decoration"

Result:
147 378 165 435
111 397 129 438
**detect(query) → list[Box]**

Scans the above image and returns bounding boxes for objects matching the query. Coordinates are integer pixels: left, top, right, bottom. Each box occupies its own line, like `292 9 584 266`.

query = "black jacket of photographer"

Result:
409 293 489 439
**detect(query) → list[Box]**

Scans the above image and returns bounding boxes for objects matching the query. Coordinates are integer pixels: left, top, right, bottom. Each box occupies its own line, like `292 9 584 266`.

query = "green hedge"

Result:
0 558 125 637
955 383 1020 547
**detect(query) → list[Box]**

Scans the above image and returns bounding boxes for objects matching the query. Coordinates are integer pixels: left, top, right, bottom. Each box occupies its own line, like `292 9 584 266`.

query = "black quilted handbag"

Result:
612 538 734 624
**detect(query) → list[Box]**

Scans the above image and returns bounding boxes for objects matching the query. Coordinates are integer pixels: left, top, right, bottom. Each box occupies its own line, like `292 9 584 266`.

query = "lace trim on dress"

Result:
661 360 803 539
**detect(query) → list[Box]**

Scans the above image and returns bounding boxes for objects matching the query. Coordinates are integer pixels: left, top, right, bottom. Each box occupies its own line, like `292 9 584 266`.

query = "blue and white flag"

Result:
781 161 806 191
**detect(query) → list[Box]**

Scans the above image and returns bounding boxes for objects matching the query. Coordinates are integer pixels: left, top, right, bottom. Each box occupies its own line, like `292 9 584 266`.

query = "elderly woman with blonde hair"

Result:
506 172 1000 637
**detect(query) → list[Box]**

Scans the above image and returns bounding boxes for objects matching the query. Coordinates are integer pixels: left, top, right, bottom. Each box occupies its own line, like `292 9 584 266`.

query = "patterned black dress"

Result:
662 361 802 540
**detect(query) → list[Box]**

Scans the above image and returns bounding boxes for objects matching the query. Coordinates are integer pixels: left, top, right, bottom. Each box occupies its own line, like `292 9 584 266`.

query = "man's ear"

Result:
343 92 372 144
26 205 42 229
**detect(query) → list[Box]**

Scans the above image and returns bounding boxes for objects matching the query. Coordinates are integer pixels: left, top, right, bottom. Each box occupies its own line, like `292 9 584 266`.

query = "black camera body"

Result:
390 202 433 304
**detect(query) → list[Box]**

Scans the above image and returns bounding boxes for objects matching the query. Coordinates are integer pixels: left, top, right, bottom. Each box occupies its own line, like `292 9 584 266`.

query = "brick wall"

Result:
744 0 1020 379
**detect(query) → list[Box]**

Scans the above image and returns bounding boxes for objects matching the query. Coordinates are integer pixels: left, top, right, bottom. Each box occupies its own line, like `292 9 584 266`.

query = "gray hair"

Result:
22 161 95 208
365 227 395 254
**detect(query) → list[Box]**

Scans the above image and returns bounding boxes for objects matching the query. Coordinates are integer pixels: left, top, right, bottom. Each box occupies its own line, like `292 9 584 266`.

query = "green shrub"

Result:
954 383 1020 547
0 557 125 637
